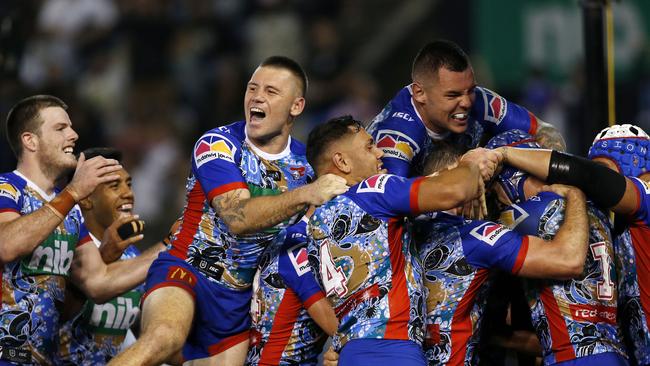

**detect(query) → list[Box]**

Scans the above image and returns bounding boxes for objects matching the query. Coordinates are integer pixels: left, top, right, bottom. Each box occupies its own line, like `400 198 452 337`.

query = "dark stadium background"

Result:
1 0 649 244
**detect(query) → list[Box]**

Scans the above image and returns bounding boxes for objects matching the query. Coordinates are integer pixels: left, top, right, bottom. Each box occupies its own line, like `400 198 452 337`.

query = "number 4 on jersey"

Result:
320 241 348 297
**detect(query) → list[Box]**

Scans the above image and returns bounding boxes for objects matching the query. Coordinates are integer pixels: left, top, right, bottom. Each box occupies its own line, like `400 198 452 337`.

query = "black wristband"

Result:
547 150 626 208
117 220 145 240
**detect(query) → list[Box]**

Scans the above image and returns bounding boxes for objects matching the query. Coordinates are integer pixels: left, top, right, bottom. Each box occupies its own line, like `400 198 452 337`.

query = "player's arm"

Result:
499 147 638 214
71 216 164 304
212 174 348 235
516 184 589 280
306 297 338 336
416 148 502 212
0 154 121 263
534 119 566 152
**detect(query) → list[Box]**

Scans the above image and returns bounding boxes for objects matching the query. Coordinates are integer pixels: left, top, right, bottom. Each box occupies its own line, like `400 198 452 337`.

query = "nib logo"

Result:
375 130 419 162
194 134 237 167
470 222 509 246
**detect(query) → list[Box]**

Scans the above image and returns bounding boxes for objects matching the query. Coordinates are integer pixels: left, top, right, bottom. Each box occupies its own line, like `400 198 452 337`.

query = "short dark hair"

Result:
422 140 468 175
82 147 123 163
5 95 68 159
260 56 308 97
306 115 363 175
411 40 471 82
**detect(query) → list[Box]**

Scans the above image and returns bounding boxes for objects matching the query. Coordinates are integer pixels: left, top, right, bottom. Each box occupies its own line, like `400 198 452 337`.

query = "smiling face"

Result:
34 106 79 176
412 66 476 134
87 168 134 230
244 65 305 147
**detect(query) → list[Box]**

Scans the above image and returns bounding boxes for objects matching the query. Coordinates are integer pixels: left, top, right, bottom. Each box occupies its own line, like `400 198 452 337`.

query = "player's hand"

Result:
462 182 487 220
323 346 339 366
68 153 122 200
303 174 349 206
99 215 144 263
461 148 503 182
540 184 585 201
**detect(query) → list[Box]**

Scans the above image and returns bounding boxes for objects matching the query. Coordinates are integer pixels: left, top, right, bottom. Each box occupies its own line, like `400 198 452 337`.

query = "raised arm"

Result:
0 154 121 263
212 174 348 235
417 148 502 212
499 147 639 214
71 221 165 303
534 119 566 152
515 184 589 280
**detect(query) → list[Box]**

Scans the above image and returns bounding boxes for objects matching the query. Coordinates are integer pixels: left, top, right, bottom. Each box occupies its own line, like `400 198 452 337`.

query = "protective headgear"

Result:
486 129 540 204
588 124 650 177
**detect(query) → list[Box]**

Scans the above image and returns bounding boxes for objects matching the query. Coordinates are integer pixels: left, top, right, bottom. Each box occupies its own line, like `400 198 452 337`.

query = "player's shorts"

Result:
554 352 629 366
339 339 426 366
143 252 252 361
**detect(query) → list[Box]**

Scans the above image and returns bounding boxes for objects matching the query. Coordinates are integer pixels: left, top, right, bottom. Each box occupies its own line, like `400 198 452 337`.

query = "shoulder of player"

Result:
0 172 25 202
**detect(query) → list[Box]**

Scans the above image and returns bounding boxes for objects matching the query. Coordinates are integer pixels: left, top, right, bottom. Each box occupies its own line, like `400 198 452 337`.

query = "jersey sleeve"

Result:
191 131 247 202
76 221 93 248
350 174 425 219
278 239 325 308
472 87 538 136
461 220 529 274
0 180 22 214
370 118 425 177
629 177 650 223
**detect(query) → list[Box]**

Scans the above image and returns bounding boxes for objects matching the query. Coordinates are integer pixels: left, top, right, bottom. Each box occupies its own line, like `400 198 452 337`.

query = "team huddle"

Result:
0 40 648 366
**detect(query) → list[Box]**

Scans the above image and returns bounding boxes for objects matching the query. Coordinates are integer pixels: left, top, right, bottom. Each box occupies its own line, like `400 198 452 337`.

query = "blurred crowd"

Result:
1 0 650 239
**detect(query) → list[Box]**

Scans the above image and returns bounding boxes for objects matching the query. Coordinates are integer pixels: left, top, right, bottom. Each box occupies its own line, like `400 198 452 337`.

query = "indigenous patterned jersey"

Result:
57 238 143 365
499 191 626 364
614 177 650 365
414 212 528 366
169 121 313 290
0 171 91 365
247 219 326 366
308 174 426 352
367 85 537 177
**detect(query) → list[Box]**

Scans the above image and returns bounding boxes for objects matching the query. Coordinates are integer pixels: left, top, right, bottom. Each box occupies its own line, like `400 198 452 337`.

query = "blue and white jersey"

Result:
499 191 627 365
614 177 650 366
0 171 91 365
414 212 528 366
169 121 314 290
308 174 426 352
246 220 326 366
367 85 537 177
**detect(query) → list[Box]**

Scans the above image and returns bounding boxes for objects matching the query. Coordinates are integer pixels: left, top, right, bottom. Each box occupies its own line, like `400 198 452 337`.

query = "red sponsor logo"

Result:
356 174 391 194
568 303 617 325
290 166 306 179
166 266 197 287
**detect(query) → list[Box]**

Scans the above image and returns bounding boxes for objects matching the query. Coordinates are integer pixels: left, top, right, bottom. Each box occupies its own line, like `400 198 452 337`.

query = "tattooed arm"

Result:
212 174 349 235
534 119 566 152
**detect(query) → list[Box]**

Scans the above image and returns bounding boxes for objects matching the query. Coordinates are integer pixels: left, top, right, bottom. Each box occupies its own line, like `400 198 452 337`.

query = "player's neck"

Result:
523 177 545 200
16 158 58 196
412 101 445 136
81 211 106 240
247 131 291 156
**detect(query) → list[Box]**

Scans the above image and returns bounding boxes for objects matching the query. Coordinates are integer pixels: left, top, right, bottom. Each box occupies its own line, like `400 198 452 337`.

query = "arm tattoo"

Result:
212 190 247 227
536 126 567 152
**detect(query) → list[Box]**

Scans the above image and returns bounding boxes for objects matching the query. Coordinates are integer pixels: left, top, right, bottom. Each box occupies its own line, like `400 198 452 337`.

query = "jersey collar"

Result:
244 133 292 161
13 170 56 201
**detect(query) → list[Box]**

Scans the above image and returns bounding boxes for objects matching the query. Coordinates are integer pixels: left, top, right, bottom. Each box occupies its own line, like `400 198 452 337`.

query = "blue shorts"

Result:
554 352 629 366
143 252 252 361
339 339 426 366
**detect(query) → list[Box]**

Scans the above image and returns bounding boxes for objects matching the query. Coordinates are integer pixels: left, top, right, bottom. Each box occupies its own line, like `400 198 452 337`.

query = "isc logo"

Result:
26 239 74 275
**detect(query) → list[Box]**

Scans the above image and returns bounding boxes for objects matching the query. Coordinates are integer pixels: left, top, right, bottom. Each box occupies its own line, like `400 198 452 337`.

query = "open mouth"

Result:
451 112 468 122
250 107 266 121
117 203 134 216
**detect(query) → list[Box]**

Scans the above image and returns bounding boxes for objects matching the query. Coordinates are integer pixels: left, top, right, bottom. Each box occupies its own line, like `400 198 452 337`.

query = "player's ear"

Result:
332 152 351 174
411 82 427 104
289 96 305 118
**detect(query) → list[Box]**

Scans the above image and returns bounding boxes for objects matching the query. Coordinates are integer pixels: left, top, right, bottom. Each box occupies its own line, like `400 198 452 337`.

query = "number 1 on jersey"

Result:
590 241 614 301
